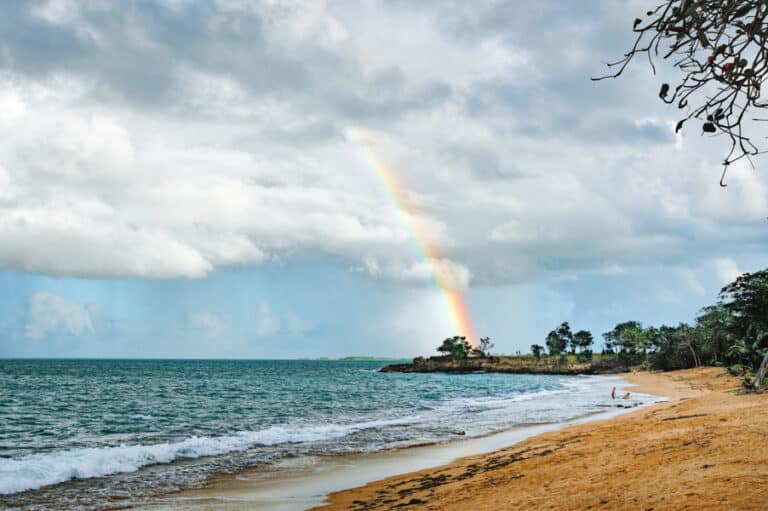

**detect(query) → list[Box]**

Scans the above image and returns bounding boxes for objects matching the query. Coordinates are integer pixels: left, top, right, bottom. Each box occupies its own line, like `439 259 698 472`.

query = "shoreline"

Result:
144 374 660 511
318 367 767 510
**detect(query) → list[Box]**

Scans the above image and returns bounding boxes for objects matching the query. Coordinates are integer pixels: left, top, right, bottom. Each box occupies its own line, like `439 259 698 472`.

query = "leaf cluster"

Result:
436 335 472 360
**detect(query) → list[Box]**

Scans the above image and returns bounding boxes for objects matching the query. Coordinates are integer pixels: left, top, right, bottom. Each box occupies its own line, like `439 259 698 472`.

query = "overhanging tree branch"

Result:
594 0 768 185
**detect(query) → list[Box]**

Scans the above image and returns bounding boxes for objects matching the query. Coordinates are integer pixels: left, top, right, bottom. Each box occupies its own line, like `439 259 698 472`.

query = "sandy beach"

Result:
316 368 768 510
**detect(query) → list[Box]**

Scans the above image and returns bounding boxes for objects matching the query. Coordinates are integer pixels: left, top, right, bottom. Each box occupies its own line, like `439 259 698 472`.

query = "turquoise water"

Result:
0 359 644 510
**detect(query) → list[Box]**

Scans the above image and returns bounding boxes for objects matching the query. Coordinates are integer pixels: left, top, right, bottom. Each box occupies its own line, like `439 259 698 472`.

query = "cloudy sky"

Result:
0 0 766 358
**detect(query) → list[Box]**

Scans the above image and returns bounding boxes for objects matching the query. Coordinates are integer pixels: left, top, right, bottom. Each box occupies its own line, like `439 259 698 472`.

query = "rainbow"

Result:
347 127 478 345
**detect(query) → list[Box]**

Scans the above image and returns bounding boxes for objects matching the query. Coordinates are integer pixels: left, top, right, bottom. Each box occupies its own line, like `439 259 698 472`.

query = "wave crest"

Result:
0 420 406 495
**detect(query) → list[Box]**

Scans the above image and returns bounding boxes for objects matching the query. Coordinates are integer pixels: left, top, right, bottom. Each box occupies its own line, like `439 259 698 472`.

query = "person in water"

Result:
611 386 616 399
622 392 631 399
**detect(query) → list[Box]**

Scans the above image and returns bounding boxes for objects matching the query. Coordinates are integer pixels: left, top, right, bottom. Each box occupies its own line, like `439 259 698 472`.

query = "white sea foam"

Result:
0 420 407 495
0 375 654 497
128 414 155 420
427 375 656 437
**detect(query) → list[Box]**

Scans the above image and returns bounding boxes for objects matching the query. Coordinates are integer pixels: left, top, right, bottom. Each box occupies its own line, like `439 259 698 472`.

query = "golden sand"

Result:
316 368 768 510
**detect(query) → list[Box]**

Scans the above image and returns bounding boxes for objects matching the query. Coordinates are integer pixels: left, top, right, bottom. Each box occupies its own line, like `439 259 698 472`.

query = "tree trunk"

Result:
687 343 700 367
753 350 768 391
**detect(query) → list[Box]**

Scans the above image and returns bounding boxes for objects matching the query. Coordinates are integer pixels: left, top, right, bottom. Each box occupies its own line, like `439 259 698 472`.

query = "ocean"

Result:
0 359 652 510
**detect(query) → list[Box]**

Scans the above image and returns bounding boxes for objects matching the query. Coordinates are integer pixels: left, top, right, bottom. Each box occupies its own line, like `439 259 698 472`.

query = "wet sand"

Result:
318 367 768 510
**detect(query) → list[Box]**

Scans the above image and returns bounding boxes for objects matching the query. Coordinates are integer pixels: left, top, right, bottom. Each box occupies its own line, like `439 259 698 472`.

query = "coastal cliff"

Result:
380 355 626 375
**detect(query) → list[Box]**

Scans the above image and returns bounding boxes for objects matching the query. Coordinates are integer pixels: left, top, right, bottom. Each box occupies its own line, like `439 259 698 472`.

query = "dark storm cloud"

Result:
399 0 677 146
0 0 669 145
0 0 764 289
0 1 451 125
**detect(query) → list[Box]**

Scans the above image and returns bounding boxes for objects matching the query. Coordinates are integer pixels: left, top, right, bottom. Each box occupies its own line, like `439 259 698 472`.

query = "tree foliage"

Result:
530 343 545 358
573 330 594 361
543 323 594 360
573 330 595 352
436 336 472 360
558 322 575 353
595 268 768 389
603 321 646 364
477 336 495 357
720 269 768 388
595 0 768 183
545 322 572 355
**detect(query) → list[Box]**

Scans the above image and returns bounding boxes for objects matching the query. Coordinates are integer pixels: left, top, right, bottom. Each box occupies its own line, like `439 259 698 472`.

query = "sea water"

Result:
0 359 652 510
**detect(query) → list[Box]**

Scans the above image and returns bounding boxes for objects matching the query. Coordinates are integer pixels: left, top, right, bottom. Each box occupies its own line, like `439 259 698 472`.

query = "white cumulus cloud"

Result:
400 258 471 290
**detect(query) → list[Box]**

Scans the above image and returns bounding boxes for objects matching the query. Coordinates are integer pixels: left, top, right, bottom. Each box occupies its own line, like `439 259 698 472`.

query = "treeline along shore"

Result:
384 267 768 390
380 354 625 375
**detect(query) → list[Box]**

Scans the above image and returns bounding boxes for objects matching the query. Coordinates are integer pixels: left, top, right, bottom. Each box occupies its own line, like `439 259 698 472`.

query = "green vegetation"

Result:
435 335 496 360
541 322 594 361
436 336 473 359
477 337 494 357
383 353 623 375
395 269 767 386
550 268 768 390
395 334 619 375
